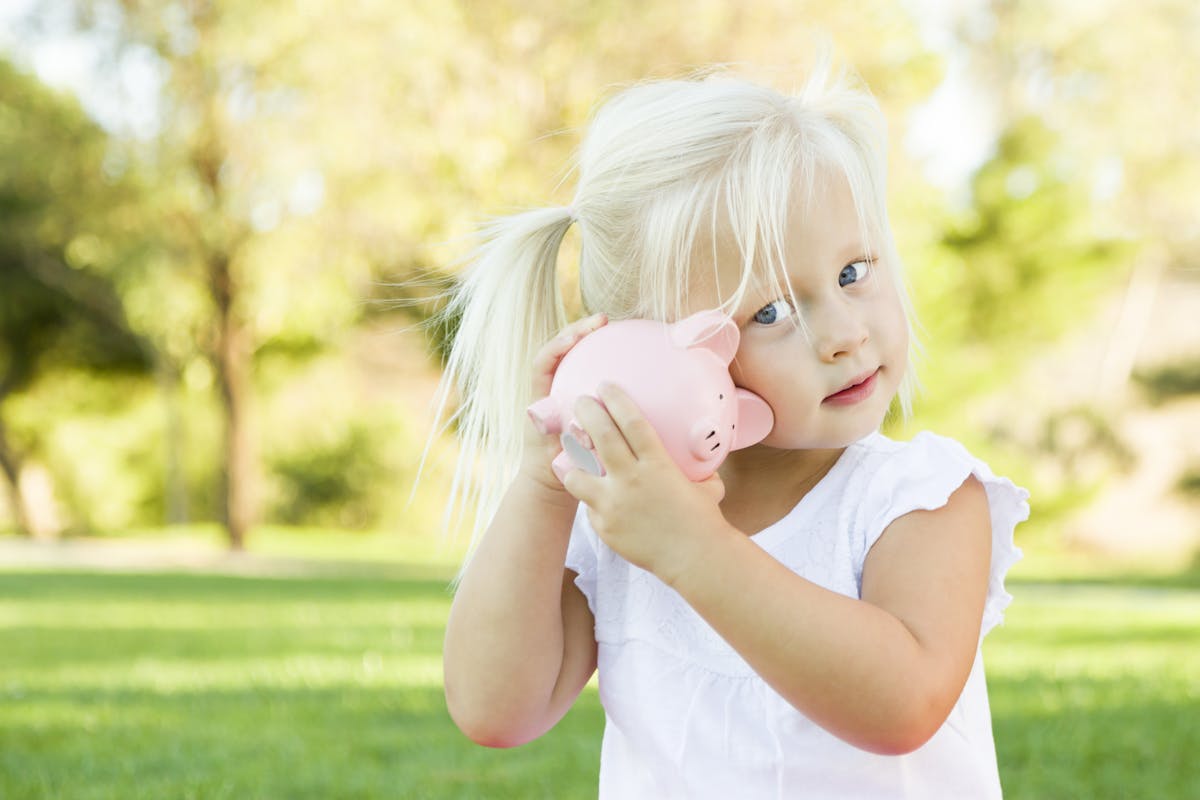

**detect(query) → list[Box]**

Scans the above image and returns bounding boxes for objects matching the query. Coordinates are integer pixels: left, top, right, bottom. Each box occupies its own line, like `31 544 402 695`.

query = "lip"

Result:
823 368 880 406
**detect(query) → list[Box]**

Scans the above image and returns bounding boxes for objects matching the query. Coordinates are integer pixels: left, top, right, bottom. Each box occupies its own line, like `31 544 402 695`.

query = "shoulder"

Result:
839 429 1025 566
847 429 1030 636
849 429 973 470
842 431 988 512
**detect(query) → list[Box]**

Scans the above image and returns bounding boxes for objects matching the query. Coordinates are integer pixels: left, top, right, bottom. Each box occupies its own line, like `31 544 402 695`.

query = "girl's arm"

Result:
562 382 991 756
443 313 607 748
664 475 991 756
442 473 597 748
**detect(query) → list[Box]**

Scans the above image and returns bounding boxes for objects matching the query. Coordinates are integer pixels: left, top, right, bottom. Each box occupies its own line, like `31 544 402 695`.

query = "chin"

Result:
762 428 871 451
763 411 885 450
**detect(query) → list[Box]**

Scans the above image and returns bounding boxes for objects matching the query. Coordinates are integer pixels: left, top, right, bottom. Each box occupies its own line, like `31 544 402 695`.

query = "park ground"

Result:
2 529 1199 798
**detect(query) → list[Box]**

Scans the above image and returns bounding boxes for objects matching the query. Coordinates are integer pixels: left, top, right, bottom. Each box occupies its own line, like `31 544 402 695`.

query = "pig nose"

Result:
689 419 723 460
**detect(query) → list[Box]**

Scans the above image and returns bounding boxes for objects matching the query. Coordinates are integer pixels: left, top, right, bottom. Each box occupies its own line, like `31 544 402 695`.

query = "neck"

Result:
718 444 846 509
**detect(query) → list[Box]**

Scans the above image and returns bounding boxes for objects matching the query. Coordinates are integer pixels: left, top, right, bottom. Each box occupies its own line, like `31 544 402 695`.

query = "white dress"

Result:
564 430 1029 799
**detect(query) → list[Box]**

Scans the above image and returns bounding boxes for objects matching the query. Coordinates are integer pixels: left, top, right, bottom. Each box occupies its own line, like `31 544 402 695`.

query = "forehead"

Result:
685 170 870 316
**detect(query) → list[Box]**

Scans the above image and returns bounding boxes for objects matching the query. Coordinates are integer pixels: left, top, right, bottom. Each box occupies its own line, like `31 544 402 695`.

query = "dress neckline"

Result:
746 431 879 550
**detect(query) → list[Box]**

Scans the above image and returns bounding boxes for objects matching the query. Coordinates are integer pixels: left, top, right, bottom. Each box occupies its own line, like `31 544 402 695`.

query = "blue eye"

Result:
838 260 872 287
752 299 795 326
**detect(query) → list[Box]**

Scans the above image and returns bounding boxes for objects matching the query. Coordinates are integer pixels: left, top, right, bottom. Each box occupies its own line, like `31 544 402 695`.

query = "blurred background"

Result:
0 0 1197 568
1 1 1197 797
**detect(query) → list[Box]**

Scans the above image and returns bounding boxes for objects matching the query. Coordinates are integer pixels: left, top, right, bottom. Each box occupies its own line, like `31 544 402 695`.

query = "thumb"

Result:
697 471 725 504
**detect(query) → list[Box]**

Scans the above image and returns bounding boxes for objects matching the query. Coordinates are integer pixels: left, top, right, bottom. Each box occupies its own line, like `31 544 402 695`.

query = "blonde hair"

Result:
417 51 920 557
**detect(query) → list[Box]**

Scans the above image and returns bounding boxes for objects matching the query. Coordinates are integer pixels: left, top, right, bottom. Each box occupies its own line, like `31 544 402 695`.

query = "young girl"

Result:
432 53 1029 799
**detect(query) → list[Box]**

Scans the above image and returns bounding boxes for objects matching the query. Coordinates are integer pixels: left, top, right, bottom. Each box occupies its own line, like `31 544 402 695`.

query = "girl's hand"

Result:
519 312 608 495
560 382 731 582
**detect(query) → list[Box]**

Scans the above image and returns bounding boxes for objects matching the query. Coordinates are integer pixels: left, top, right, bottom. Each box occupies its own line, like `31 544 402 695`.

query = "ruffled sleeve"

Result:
564 503 599 615
858 431 1029 638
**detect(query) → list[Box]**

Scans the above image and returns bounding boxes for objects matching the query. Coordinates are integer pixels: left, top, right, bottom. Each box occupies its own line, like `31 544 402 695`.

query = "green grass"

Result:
0 570 601 799
987 582 1200 798
85 523 472 569
1 568 1197 798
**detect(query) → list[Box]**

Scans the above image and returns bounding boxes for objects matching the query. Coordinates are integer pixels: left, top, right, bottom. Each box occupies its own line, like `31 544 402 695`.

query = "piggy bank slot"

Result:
561 431 604 476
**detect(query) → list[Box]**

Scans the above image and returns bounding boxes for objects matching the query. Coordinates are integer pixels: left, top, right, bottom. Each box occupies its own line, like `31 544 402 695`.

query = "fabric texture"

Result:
564 430 1029 799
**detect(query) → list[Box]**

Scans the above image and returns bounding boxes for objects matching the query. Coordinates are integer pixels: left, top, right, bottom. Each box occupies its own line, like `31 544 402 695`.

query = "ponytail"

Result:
415 56 919 565
417 206 575 560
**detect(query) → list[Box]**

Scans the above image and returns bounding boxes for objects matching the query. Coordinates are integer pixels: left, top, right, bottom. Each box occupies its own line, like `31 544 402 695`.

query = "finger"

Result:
531 313 608 397
595 382 667 461
548 313 608 361
698 472 725 503
567 310 608 336
574 393 637 472
560 465 599 506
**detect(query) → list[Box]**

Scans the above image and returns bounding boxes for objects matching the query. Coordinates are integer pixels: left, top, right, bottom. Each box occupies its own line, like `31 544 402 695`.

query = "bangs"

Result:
687 117 888 336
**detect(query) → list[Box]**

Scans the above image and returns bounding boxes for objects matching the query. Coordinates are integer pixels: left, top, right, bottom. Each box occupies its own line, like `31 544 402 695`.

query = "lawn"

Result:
1 567 1197 798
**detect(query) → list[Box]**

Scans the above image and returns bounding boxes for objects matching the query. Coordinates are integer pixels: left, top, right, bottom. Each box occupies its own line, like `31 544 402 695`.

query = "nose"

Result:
812 297 869 362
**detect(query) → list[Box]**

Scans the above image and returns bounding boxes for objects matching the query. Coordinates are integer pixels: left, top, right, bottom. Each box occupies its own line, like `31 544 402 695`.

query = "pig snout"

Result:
688 418 726 461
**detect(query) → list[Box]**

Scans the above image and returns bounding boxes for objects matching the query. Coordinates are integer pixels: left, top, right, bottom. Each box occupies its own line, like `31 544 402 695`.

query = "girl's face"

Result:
692 171 908 450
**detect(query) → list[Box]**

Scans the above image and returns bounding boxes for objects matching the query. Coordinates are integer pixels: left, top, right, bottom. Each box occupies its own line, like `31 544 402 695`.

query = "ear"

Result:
669 309 740 365
731 389 774 450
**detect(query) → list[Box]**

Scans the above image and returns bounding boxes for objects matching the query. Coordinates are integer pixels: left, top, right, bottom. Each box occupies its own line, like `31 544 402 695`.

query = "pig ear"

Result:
731 389 774 450
669 309 740 365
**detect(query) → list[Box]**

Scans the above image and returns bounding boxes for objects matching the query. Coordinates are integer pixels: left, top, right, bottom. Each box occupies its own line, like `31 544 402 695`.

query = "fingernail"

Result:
567 421 592 449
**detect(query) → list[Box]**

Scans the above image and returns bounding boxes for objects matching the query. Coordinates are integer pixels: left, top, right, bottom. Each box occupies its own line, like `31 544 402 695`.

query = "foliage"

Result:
1134 358 1200 405
904 115 1134 427
0 56 157 534
977 0 1199 256
2 369 218 534
0 58 151 376
0 0 1196 544
1177 468 1200 498
0 63 133 358
936 117 1129 345
269 422 394 530
0 0 936 537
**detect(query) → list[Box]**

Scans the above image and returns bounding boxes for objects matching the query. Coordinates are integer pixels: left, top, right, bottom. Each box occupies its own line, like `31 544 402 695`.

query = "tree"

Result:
52 0 365 548
939 0 1199 402
37 0 940 547
0 57 152 536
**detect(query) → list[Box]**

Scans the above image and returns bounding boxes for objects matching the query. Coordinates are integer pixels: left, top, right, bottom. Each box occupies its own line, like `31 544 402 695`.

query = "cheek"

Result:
730 337 815 406
729 338 784 392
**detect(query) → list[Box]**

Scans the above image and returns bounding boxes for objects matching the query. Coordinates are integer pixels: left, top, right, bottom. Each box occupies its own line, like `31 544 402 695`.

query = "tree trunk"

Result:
0 416 32 536
209 252 257 551
158 359 189 525
1096 249 1166 407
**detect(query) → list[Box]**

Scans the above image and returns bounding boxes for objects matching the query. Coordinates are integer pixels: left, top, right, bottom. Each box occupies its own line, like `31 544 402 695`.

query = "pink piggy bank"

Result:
527 309 774 485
